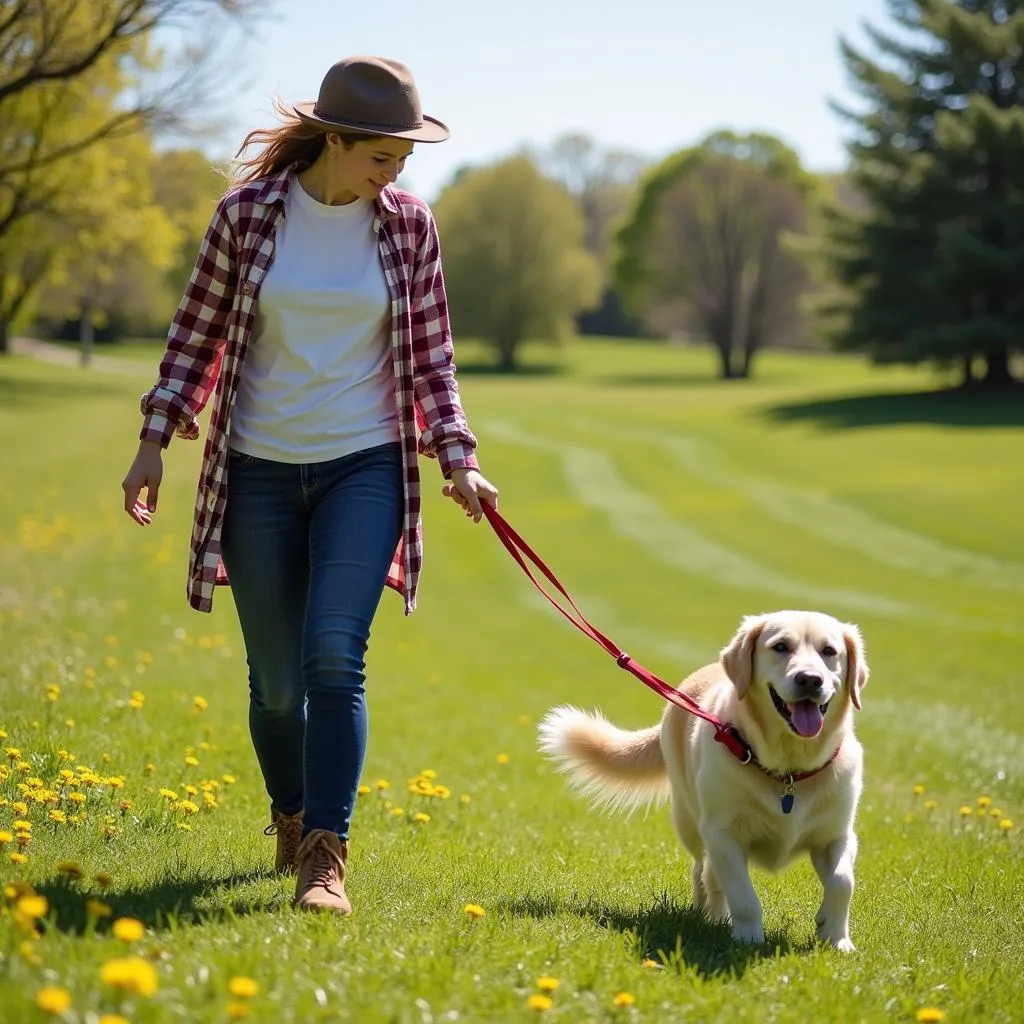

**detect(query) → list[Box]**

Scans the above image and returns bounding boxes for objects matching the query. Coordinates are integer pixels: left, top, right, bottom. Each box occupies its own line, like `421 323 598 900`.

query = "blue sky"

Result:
206 0 893 201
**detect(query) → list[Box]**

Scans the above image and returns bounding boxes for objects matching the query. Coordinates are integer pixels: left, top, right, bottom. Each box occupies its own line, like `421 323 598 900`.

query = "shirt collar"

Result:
252 165 399 220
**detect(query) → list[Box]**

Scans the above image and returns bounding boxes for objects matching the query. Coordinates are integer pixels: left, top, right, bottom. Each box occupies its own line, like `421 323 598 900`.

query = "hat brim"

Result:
292 102 450 142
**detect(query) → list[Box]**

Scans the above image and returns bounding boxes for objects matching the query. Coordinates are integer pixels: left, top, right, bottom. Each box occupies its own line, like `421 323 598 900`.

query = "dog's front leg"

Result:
810 831 857 952
702 823 764 944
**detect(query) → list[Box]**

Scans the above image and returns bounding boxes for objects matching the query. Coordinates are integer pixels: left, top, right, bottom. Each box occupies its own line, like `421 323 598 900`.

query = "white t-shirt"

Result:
229 180 400 463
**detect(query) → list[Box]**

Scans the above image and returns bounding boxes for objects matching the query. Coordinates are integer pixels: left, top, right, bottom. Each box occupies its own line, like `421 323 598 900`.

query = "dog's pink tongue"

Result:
789 701 824 738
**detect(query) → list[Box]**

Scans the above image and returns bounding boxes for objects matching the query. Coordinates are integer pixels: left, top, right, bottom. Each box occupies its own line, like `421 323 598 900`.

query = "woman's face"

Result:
327 133 414 201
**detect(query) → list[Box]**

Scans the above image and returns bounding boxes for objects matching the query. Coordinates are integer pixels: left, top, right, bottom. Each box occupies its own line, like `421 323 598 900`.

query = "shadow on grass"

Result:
596 371 727 388
0 373 132 409
502 891 804 979
31 867 284 935
455 362 564 378
762 386 1024 429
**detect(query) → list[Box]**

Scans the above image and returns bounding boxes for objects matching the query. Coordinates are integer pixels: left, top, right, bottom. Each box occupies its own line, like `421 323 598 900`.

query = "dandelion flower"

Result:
464 903 486 918
375 779 390 790
185 756 200 767
93 871 114 888
420 769 437 779
496 753 510 764
36 986 72 1014
112 917 145 942
915 1010 946 1023
526 994 553 1012
358 785 371 795
158 788 178 801
19 939 41 965
413 812 430 823
391 807 404 816
194 696 208 710
87 898 112 918
912 784 924 796
924 800 938 811
48 809 67 824
99 1016 131 1024
642 958 660 968
999 819 1013 831
16 894 48 919
990 808 1004 818
459 794 471 804
222 774 237 785
612 992 636 1008
9 851 28 864
13 819 31 831
229 977 260 998
0 830 12 844
537 977 559 993
100 955 159 997
977 795 991 808
958 805 972 817
227 1004 253 1020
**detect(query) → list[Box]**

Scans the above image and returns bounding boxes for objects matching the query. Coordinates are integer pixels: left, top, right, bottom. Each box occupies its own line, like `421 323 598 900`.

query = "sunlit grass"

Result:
0 344 1021 1022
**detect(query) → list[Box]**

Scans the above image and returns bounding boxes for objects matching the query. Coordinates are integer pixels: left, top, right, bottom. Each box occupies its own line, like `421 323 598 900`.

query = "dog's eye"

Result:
821 645 838 658
771 641 789 653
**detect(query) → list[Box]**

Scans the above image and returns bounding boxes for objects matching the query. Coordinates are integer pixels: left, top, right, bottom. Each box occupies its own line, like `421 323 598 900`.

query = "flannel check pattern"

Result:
139 167 479 614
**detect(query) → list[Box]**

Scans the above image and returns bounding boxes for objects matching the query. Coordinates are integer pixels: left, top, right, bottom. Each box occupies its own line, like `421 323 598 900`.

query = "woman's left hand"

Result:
442 468 499 523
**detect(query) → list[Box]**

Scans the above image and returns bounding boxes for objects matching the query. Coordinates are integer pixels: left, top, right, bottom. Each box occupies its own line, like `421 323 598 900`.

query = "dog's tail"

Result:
537 705 669 814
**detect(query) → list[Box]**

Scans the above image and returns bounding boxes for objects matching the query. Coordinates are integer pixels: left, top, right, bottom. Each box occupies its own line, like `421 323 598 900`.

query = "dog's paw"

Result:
730 920 765 945
832 937 857 953
816 920 856 952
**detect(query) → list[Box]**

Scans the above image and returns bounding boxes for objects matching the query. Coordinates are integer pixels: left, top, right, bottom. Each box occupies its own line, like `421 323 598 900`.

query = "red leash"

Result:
480 503 754 766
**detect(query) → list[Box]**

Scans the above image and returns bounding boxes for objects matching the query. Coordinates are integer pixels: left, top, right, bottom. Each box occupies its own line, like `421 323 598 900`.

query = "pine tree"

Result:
826 0 1024 387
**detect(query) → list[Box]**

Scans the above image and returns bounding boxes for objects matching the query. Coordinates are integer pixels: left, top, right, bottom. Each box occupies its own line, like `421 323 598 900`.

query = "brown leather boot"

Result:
294 829 351 914
264 808 303 875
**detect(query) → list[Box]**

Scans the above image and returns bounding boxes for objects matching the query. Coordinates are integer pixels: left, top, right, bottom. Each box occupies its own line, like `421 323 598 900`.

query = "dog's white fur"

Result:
538 610 868 951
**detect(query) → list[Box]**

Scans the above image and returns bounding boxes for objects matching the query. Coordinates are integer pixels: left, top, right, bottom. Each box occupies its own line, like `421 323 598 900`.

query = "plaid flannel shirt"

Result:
139 166 479 614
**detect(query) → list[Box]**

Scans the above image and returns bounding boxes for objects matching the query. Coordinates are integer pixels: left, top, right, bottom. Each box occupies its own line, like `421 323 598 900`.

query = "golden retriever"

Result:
537 610 868 951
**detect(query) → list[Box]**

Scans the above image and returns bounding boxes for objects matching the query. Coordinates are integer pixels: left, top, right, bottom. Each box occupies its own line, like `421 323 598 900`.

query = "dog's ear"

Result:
843 623 870 710
720 615 766 699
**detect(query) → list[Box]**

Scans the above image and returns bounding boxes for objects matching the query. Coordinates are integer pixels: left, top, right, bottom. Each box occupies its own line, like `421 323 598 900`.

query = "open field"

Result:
1 340 1021 1023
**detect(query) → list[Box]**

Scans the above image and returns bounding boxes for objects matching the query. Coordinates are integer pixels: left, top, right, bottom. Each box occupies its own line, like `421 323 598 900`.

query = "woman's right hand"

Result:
122 440 164 525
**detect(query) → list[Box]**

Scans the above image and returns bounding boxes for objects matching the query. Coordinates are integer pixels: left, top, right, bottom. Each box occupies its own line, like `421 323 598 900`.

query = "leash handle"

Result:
481 502 742 748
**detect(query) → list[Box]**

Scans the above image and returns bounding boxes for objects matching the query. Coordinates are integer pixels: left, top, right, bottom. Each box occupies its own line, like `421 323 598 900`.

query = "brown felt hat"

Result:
293 56 449 143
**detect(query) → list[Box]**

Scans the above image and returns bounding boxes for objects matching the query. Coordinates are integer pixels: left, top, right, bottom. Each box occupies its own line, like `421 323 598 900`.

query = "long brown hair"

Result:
231 96 384 186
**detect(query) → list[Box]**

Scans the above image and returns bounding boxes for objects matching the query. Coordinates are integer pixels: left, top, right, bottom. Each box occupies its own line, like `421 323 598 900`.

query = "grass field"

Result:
1 339 1022 1023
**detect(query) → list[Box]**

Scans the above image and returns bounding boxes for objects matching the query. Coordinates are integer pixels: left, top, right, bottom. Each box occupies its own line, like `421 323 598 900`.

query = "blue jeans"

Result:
220 442 404 840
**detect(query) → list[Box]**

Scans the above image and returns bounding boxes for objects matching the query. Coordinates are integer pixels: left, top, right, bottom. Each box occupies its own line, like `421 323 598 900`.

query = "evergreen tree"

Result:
825 0 1024 387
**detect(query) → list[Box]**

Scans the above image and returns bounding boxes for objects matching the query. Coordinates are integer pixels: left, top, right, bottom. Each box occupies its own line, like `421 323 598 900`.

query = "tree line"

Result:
2 0 1021 388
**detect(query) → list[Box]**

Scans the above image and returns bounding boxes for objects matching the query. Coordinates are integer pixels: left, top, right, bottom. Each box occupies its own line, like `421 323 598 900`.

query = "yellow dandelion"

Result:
391 807 404 816
93 871 114 887
977 796 992 808
143 763 156 775
915 1010 946 1023
227 1004 253 1020
990 808 1004 818
999 819 1013 831
9 851 28 864
413 812 430 823
48 809 67 824
420 769 437 779
496 753 510 764
64 718 75 729
358 784 371 795
175 822 193 831
459 794 471 804
526 994 553 1012
19 939 41 965
924 800 938 811
0 830 12 844
105 634 118 647
158 788 178 801
6 747 22 760
105 656 118 669
13 801 28 815
612 992 636 1008
228 976 260 998
87 898 112 918
958 805 973 817
56 860 83 880
99 1016 131 1024
642 958 661 968
912 784 925 796
16 894 48 919
0 728 5 739
194 696 208 710
36 986 72 1014
100 955 159 997
375 779 390 790
434 784 451 799
184 785 199 796
112 917 145 942
537 977 559 993
184 756 200 767
464 903 486 918
222 774 237 784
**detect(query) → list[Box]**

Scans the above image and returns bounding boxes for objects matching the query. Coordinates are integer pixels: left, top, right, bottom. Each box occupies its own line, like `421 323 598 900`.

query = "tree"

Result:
823 0 1024 388
614 132 814 379
0 0 268 353
537 134 648 337
432 156 602 371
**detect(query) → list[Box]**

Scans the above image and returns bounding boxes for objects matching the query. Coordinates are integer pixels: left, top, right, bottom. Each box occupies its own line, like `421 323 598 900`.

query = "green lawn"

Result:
0 341 1021 1023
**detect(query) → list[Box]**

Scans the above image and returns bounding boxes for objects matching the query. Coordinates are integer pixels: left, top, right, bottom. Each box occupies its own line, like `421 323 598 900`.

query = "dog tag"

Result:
781 776 795 814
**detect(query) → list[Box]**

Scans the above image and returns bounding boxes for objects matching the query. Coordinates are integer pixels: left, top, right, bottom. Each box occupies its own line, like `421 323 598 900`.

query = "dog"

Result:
537 610 869 951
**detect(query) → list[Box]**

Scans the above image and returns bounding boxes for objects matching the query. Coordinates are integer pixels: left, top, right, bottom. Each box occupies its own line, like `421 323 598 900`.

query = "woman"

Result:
121 56 499 915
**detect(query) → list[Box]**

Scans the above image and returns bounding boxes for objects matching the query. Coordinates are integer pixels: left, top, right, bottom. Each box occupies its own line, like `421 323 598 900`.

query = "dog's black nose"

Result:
794 671 824 691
